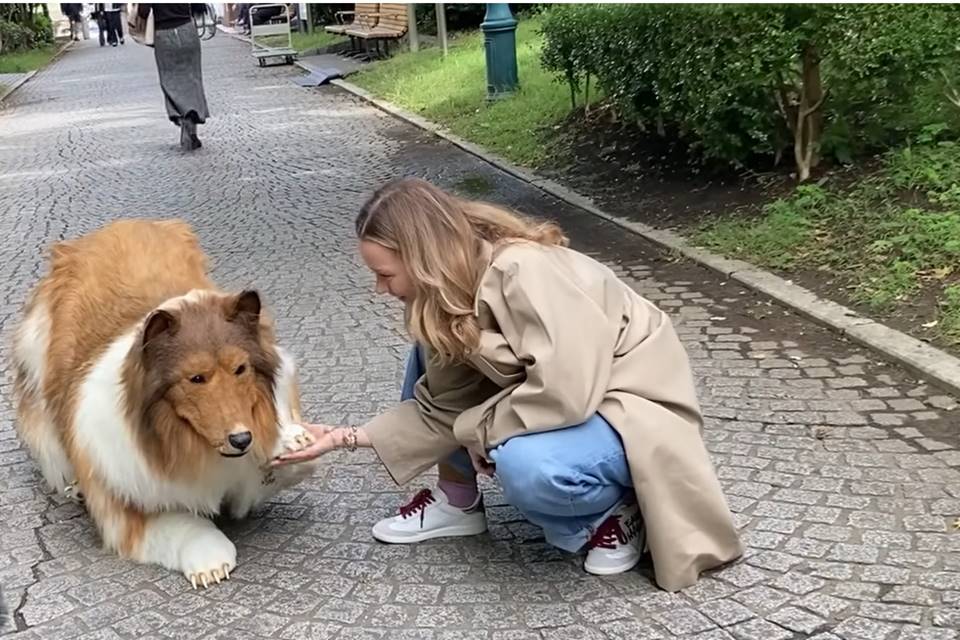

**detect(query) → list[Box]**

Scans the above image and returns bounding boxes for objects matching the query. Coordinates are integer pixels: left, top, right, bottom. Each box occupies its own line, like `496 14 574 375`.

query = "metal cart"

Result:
250 4 297 67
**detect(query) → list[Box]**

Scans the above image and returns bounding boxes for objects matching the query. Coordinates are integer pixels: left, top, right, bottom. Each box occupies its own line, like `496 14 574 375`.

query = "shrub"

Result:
540 4 960 180
31 13 52 45
0 19 36 53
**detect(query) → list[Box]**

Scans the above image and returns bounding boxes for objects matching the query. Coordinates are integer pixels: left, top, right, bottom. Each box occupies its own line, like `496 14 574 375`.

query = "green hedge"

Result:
0 16 52 54
540 4 960 179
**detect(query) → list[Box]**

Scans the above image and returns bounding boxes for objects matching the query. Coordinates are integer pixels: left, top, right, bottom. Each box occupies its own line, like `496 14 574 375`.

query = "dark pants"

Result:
105 10 123 45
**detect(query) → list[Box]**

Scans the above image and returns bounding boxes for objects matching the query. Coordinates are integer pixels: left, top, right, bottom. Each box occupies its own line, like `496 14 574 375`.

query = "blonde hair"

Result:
356 177 568 364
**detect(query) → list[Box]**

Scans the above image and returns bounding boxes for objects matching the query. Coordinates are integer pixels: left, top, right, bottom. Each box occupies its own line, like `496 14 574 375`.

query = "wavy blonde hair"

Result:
356 177 568 364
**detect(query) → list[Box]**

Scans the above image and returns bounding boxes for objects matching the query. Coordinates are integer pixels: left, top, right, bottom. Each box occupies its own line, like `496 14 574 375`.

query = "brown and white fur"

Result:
11 219 319 589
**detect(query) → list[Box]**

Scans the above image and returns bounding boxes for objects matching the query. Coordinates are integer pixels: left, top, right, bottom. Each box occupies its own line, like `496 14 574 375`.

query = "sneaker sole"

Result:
372 520 488 544
583 554 642 576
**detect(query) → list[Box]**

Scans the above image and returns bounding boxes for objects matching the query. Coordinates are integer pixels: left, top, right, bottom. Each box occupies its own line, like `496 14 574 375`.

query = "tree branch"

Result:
801 88 828 119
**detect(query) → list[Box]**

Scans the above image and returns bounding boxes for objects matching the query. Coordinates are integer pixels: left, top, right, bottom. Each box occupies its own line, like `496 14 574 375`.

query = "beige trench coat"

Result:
364 242 743 591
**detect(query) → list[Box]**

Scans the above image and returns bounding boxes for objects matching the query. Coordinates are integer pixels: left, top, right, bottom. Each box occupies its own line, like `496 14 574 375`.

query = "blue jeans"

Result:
401 346 633 552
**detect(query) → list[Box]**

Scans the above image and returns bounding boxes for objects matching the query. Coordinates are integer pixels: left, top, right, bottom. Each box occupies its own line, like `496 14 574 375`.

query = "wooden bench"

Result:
323 3 380 36
344 3 409 58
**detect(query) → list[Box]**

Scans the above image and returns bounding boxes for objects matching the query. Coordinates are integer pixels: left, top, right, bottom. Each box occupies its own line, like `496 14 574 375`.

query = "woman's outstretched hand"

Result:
270 423 339 466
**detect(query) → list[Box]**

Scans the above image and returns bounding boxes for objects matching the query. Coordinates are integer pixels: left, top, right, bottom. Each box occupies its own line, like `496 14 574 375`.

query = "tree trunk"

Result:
584 73 591 115
803 46 823 169
943 70 960 110
787 45 825 182
567 71 577 110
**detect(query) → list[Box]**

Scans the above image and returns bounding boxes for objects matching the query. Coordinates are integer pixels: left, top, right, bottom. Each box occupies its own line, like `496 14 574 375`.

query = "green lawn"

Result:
259 30 344 53
694 141 960 344
0 45 57 73
352 18 591 167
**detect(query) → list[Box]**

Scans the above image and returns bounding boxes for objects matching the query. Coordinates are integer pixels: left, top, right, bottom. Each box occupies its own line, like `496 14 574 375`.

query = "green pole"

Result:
481 3 518 101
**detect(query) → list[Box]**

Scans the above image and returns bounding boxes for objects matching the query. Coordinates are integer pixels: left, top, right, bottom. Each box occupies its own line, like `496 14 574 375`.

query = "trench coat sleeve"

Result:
362 399 462 485
453 256 621 449
363 355 499 485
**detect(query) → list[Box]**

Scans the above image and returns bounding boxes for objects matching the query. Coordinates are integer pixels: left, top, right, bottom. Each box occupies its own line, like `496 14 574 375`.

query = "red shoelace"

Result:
399 488 436 519
587 515 628 550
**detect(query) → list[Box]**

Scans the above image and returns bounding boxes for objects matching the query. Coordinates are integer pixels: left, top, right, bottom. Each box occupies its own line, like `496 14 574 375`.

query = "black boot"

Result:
180 118 202 150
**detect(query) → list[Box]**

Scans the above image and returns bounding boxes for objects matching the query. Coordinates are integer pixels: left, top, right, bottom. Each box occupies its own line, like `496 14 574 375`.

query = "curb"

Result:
223 26 960 398
0 40 73 104
0 71 37 103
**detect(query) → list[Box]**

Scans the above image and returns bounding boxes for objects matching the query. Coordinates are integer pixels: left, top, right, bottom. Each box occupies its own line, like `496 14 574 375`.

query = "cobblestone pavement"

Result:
1 34 959 640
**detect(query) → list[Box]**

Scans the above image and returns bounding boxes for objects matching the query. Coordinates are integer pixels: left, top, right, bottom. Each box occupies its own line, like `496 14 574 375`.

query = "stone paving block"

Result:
898 627 958 640
727 618 792 640
767 606 827 635
697 599 755 627
654 608 717 635
598 619 666 640
858 602 925 624
832 616 900 639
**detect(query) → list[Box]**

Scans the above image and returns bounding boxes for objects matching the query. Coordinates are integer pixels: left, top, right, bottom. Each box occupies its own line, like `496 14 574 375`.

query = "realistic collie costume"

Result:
12 219 319 588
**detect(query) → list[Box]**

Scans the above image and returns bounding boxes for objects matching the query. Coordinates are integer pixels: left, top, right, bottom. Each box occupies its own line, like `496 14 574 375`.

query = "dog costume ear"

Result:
231 290 261 317
143 309 178 346
227 290 262 331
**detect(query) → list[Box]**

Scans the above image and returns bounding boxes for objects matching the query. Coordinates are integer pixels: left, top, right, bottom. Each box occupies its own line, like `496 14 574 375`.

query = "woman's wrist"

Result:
333 426 370 450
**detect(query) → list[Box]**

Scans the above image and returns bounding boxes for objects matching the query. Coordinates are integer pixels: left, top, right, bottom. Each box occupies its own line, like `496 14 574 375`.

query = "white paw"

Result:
180 528 237 589
274 422 316 458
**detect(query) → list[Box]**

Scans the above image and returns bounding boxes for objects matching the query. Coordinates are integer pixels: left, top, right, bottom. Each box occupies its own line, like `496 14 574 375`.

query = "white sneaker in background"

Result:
583 499 645 576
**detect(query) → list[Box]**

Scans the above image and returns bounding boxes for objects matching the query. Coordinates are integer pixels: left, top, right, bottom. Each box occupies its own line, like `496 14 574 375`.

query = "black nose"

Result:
228 431 252 451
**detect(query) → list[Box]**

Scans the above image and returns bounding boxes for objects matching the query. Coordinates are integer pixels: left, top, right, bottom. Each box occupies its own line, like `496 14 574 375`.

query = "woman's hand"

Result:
270 423 340 466
468 447 496 477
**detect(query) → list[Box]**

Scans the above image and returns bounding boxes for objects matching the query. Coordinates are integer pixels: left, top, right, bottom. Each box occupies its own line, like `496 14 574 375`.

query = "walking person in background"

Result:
135 4 210 151
60 4 84 41
93 4 107 46
98 3 125 46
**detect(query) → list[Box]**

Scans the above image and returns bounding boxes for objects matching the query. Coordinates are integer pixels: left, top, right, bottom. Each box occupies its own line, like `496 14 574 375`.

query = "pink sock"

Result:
438 478 480 509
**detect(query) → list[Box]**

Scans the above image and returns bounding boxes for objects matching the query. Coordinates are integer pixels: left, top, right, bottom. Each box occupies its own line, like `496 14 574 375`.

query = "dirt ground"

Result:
540 113 953 357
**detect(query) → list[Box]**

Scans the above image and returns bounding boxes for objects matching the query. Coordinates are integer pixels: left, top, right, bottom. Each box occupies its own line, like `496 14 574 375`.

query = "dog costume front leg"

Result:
80 474 236 589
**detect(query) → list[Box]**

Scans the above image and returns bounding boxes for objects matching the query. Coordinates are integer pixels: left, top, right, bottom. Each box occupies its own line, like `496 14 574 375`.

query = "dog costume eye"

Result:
189 374 206 384
235 365 246 375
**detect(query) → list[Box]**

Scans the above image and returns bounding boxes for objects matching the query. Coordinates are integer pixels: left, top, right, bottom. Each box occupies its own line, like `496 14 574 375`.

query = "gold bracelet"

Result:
342 426 358 451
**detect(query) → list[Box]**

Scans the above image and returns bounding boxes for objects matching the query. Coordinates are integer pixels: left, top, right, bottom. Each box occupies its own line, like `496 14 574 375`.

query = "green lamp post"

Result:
481 3 519 101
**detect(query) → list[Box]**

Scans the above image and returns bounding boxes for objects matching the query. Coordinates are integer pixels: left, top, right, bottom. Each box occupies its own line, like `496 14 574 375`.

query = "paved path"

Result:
1 34 959 640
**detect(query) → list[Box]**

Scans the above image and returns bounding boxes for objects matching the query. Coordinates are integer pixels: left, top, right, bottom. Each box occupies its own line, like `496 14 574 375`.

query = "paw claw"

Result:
201 574 209 589
190 574 198 589
223 563 231 580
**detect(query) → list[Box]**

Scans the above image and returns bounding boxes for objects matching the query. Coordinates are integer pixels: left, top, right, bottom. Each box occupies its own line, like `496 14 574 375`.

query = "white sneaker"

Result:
372 487 487 544
583 499 645 576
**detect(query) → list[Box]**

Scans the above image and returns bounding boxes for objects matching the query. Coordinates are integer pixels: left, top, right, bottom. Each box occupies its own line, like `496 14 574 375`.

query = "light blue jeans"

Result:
401 345 634 552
